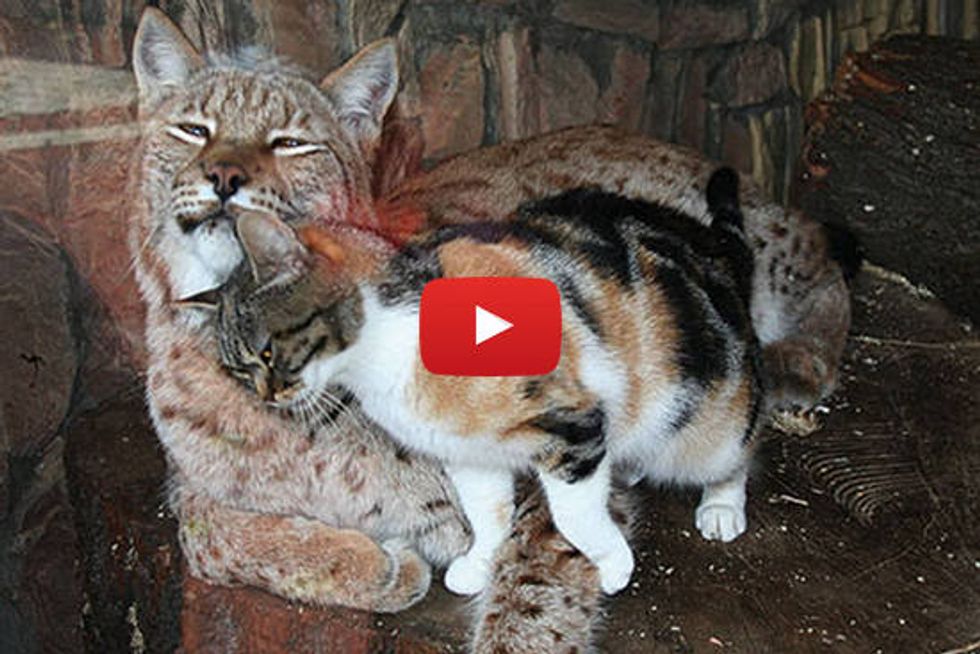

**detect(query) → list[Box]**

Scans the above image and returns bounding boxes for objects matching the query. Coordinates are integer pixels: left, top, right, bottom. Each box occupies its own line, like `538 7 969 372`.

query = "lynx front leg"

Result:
177 491 430 612
538 459 633 594
443 465 514 595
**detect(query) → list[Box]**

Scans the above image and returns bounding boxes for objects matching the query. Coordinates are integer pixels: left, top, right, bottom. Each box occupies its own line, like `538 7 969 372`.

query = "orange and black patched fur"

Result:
205 168 762 599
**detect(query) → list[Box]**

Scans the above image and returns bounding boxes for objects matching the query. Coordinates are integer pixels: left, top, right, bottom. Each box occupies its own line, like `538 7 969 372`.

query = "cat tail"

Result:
173 486 431 613
471 483 634 654
706 166 755 305
706 166 744 232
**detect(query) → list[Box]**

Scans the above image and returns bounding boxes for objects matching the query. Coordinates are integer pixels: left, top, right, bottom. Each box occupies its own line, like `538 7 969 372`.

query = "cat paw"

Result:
444 554 490 595
695 503 746 543
596 541 635 594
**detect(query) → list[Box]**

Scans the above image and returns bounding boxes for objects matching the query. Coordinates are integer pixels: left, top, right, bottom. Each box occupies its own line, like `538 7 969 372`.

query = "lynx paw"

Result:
377 541 432 612
596 540 635 594
695 503 746 543
445 553 491 595
415 514 472 566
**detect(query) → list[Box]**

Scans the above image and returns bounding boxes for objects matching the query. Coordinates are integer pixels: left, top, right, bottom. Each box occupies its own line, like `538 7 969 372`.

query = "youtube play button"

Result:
420 277 562 376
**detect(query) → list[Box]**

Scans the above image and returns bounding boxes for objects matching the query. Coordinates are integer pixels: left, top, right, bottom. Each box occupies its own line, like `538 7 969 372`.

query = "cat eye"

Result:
260 346 273 362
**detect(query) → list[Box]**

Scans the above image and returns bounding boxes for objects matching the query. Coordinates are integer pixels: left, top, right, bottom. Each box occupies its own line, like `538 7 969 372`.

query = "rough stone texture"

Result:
0 213 85 654
182 575 468 653
495 26 540 141
349 0 406 49
710 42 788 108
535 43 599 132
0 213 78 459
552 0 659 42
596 43 651 131
418 40 485 161
676 51 710 151
642 51 684 142
658 3 751 50
798 36 980 324
721 111 755 178
63 395 182 654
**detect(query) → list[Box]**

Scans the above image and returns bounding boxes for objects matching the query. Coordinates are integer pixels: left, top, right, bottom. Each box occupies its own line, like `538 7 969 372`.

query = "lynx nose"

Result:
205 161 248 202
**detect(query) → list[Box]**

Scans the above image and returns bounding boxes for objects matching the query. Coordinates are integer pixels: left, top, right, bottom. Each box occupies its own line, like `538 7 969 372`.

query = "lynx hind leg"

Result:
177 492 430 612
443 466 515 596
696 467 748 543
472 483 635 654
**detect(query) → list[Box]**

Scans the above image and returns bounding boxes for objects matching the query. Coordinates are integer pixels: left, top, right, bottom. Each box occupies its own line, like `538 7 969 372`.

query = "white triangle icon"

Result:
475 305 514 346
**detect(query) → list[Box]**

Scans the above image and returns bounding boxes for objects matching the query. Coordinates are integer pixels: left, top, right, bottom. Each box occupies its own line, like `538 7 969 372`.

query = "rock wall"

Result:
0 0 977 650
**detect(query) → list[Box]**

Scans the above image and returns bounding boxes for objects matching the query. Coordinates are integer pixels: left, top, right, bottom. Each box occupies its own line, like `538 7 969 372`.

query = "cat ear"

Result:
173 288 220 311
132 7 204 103
320 39 399 155
297 226 346 267
236 211 308 286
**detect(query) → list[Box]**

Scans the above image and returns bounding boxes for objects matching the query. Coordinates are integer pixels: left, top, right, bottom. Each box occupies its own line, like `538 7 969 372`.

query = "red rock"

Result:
419 40 485 161
710 42 788 107
496 27 541 140
597 44 651 131
0 212 77 456
677 52 710 150
553 0 660 42
721 111 754 176
536 44 599 132
659 4 751 50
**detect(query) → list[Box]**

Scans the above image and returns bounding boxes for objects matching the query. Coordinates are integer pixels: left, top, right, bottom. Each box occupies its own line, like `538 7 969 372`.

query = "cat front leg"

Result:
695 467 748 543
443 465 514 595
538 459 634 594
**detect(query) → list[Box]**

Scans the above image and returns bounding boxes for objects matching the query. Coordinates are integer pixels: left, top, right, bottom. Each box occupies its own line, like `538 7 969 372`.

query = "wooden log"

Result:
795 35 980 323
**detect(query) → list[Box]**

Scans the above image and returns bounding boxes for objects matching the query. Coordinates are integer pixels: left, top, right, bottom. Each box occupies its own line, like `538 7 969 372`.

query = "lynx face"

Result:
132 8 398 302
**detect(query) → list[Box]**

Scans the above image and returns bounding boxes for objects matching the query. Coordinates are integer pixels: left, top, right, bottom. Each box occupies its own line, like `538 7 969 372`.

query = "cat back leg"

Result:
695 467 749 543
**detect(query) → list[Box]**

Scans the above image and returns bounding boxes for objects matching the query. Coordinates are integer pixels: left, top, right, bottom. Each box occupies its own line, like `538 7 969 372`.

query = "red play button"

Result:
419 277 562 376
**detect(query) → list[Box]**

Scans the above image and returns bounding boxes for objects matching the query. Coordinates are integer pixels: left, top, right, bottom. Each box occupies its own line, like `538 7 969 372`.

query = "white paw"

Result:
695 503 747 542
596 542 635 595
444 554 490 595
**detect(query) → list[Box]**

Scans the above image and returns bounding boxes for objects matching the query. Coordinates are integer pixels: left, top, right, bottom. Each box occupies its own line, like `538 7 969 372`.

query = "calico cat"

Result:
204 169 761 596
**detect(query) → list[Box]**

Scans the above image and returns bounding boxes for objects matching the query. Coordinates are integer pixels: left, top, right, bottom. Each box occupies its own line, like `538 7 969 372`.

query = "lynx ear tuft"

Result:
320 39 399 155
235 211 308 286
133 7 204 103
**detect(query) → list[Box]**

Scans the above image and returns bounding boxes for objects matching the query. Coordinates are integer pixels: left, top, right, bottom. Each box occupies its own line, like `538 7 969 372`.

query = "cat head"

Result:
131 7 398 304
184 211 373 406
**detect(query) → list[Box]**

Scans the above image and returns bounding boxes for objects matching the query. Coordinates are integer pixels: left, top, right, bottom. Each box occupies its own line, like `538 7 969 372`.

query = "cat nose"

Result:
205 161 248 202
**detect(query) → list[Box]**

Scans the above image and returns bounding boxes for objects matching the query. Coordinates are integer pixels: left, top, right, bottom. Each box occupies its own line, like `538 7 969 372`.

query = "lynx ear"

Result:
236 212 308 286
173 288 220 311
320 39 399 154
132 7 204 102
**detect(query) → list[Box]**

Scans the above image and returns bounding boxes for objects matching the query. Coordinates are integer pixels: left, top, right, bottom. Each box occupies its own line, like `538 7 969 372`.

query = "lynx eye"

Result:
178 123 210 139
271 136 306 149
167 122 211 144
260 346 273 363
